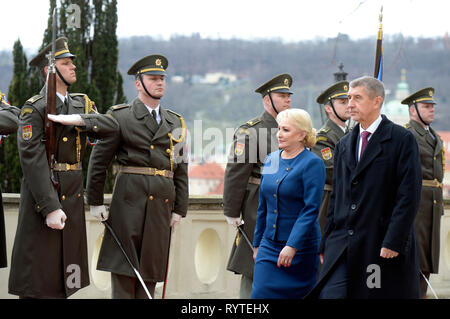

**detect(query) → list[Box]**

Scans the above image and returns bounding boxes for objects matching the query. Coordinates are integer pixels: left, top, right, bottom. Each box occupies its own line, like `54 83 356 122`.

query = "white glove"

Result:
48 114 85 126
170 213 182 231
46 209 67 230
90 205 109 221
225 216 243 227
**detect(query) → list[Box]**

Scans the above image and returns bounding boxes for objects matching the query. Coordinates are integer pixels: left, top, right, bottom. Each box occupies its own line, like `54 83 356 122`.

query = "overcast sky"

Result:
0 0 449 52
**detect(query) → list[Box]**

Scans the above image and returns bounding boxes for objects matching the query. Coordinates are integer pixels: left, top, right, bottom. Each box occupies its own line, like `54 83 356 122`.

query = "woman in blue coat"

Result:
252 108 326 299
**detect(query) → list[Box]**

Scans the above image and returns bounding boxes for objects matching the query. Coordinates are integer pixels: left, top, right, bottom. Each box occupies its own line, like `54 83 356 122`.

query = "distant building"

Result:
383 69 410 125
188 161 225 195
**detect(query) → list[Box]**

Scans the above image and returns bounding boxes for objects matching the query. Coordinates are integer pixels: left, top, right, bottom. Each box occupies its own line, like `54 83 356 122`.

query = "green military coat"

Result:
310 119 346 235
86 97 188 282
8 87 119 298
0 101 20 268
223 111 279 279
406 119 444 273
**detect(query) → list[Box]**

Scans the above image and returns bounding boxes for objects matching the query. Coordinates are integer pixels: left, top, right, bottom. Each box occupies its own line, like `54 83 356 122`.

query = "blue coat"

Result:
252 149 325 298
254 149 325 250
308 115 422 299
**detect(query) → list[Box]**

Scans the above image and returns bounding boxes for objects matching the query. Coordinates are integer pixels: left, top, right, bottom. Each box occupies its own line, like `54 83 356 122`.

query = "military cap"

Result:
401 87 436 105
316 81 349 104
255 74 293 97
127 54 168 76
29 37 76 68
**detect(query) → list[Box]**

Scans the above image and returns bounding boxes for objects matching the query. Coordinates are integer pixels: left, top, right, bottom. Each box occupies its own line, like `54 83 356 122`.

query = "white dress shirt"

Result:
358 114 382 161
145 104 161 124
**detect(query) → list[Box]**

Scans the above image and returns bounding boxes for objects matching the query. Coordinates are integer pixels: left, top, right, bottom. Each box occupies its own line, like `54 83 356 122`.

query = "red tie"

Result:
360 131 371 158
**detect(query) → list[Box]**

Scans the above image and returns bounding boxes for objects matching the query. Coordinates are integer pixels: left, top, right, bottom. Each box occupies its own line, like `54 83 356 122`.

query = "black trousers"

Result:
111 273 156 299
319 252 349 299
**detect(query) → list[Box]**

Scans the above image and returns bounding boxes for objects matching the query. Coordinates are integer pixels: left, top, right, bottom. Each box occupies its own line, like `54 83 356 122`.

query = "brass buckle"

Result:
66 163 71 171
155 169 165 177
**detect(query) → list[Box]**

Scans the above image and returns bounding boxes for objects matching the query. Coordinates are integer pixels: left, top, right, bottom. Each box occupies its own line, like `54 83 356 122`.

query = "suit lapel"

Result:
344 124 359 172
352 117 391 179
133 98 158 135
152 107 173 141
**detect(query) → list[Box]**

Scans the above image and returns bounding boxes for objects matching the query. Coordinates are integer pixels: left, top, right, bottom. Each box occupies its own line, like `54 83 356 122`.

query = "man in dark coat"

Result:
0 92 20 268
402 87 444 298
311 81 350 234
308 76 422 299
223 74 293 298
86 54 189 299
8 38 119 299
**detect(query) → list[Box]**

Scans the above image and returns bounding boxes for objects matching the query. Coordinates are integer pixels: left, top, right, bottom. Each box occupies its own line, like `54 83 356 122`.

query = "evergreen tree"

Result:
0 39 30 192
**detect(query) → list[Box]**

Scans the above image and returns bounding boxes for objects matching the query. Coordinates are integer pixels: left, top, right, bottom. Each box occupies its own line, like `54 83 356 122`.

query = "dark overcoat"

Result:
309 115 422 299
0 101 20 268
406 120 444 273
86 98 189 282
9 88 119 298
223 111 279 279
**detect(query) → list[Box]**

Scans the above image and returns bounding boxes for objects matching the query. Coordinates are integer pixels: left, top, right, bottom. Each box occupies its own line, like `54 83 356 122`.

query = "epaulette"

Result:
111 104 129 111
70 93 97 114
69 93 86 98
318 127 330 134
317 136 328 142
246 118 261 127
26 95 44 104
20 107 34 117
404 123 411 129
167 109 182 118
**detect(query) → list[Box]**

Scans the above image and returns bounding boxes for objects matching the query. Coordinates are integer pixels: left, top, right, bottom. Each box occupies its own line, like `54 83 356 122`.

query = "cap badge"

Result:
344 85 348 91
429 90 433 97
284 78 289 86
155 59 162 67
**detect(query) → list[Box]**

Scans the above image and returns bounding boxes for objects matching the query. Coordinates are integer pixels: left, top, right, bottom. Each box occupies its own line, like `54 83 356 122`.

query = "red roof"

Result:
189 162 225 179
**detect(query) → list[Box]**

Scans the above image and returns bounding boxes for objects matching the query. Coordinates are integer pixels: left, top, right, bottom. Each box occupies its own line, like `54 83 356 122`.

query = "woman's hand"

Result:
277 245 297 268
253 247 259 261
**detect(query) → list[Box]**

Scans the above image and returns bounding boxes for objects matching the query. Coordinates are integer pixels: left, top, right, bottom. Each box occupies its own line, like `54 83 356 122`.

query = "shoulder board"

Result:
111 104 130 111
404 123 411 129
69 93 85 98
317 136 328 142
246 118 261 127
318 127 330 134
167 109 182 118
26 95 44 104
20 107 34 117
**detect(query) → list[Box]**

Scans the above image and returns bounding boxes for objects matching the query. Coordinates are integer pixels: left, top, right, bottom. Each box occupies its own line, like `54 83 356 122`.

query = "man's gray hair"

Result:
350 76 385 101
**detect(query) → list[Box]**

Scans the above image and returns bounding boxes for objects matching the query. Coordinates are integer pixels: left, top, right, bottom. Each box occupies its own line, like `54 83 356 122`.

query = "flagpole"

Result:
374 6 383 80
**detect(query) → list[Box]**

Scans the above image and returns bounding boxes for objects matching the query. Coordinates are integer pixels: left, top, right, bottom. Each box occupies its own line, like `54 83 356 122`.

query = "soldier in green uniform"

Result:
0 91 20 269
86 54 188 299
223 74 293 298
8 37 119 299
402 87 444 298
311 81 350 235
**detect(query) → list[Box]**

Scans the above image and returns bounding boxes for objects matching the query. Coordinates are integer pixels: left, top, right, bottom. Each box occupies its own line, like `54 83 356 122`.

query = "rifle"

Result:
45 8 59 190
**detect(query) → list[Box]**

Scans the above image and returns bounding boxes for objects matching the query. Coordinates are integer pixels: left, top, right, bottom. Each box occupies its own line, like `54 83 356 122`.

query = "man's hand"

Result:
48 114 85 126
170 213 182 231
380 247 399 258
90 205 109 221
320 253 324 265
225 216 243 227
253 247 259 262
45 209 67 230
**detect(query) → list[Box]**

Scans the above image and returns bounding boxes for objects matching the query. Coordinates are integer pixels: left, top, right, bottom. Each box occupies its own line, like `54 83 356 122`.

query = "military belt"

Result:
120 166 174 179
422 179 442 188
324 184 333 192
248 176 261 185
52 162 82 171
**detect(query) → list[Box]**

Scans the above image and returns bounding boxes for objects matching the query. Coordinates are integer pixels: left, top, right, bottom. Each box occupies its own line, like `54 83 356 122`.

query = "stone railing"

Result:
0 194 449 299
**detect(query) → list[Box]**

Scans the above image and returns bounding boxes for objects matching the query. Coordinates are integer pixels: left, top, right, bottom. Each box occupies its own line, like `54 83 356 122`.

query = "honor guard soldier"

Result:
311 81 350 234
402 87 444 298
86 54 188 299
0 91 20 269
223 74 293 298
8 37 119 299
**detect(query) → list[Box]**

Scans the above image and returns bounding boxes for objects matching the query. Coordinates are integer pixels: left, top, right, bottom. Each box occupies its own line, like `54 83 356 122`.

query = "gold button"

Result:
165 199 169 203
149 195 154 200
77 194 81 198
286 167 290 171
94 126 98 129
434 156 437 160
37 205 40 209
434 200 437 204
62 195 66 201
151 145 155 150
166 149 171 153
63 137 68 142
